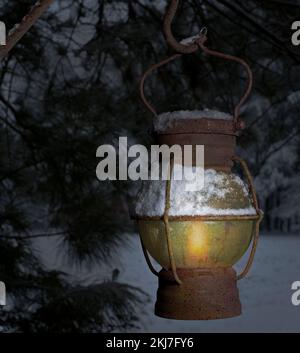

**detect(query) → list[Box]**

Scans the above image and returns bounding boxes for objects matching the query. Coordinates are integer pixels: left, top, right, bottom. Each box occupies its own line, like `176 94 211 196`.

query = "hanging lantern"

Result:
134 0 263 320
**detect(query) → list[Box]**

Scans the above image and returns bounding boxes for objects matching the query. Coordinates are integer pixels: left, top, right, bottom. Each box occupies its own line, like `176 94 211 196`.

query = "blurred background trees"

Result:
0 0 299 332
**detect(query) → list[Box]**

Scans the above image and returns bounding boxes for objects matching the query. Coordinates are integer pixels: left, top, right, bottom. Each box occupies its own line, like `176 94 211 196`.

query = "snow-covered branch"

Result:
0 0 54 60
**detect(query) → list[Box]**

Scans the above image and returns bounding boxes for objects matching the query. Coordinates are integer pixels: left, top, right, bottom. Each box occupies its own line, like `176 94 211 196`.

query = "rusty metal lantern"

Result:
134 0 263 320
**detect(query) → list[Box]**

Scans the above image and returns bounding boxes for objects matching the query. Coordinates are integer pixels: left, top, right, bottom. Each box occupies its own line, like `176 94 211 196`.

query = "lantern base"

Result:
155 267 241 320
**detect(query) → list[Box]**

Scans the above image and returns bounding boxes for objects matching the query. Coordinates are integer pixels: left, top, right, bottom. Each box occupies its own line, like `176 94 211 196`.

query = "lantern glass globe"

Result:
137 170 256 269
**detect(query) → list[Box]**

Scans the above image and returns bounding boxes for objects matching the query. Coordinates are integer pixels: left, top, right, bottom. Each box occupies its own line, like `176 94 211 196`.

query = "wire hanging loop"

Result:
140 0 253 131
196 40 253 130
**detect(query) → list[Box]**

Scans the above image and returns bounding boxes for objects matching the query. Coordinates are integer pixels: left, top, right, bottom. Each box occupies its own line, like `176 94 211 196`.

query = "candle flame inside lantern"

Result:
187 223 209 265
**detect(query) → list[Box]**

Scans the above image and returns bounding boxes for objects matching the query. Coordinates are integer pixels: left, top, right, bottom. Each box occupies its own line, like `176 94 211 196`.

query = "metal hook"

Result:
163 0 207 54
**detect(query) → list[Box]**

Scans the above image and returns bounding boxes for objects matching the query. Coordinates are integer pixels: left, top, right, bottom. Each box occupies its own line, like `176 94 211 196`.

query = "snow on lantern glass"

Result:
133 0 263 320
136 165 257 269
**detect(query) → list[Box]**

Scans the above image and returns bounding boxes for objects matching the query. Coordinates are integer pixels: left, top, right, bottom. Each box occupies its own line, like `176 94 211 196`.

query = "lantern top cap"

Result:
153 109 244 136
154 109 233 134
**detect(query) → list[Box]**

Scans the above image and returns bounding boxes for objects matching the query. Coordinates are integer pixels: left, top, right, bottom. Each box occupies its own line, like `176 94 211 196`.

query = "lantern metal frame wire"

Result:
136 156 263 285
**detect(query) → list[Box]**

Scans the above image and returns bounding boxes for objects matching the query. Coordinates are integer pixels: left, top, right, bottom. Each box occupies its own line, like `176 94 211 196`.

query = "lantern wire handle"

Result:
140 0 253 130
163 156 182 285
232 156 264 280
197 43 253 130
140 54 181 116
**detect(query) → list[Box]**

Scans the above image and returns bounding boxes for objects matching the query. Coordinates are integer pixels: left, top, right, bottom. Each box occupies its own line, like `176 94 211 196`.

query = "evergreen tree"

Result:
0 0 299 332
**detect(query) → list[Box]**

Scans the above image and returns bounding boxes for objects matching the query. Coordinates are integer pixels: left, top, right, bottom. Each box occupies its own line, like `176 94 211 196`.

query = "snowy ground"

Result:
36 233 300 333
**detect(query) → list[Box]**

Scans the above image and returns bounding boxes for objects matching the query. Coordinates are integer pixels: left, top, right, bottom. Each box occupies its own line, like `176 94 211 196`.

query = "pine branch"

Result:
0 231 66 240
214 0 300 64
258 0 300 9
0 0 54 60
256 126 300 175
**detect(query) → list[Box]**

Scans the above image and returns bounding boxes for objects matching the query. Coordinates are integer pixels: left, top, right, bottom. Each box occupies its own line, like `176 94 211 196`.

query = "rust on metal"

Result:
156 115 238 171
155 267 241 320
196 41 253 129
156 116 238 136
163 0 205 54
139 53 181 116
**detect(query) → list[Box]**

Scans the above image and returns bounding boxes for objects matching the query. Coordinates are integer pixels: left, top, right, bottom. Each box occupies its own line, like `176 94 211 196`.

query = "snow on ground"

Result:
35 233 300 333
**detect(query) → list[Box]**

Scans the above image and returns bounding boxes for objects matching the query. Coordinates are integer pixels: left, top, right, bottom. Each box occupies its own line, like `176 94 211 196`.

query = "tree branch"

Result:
0 0 54 60
255 127 300 175
215 0 300 64
259 0 300 9
0 231 66 240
